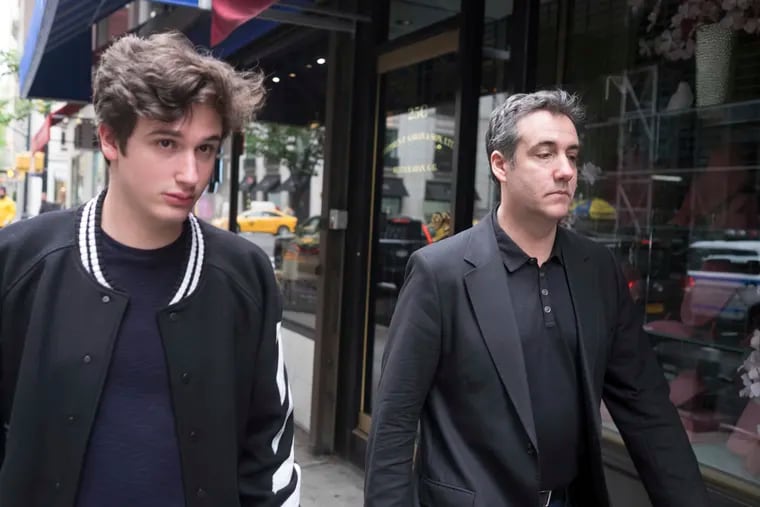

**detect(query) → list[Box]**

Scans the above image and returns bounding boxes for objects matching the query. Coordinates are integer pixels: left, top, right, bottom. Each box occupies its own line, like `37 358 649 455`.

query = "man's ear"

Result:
490 150 510 184
98 124 120 163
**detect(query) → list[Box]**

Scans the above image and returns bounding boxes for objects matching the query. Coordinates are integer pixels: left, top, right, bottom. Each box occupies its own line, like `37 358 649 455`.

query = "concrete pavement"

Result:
295 427 364 507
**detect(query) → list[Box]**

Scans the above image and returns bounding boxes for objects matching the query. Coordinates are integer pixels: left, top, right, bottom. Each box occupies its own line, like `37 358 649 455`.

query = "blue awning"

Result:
20 0 130 101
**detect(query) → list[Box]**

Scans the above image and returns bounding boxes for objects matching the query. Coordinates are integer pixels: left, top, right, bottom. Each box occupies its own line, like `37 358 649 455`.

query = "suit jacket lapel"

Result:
559 228 603 427
464 216 537 448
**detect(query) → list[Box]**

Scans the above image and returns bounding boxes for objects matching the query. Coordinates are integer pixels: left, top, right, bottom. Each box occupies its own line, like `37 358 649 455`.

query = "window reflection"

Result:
205 122 325 334
365 53 457 414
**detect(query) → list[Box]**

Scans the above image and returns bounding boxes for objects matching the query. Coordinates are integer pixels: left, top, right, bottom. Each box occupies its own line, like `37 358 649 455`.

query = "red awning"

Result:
211 0 278 46
31 102 85 153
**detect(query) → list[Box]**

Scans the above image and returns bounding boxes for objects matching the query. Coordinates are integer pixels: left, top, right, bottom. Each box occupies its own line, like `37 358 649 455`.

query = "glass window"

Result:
388 0 461 39
363 52 458 416
476 0 760 491
200 122 325 334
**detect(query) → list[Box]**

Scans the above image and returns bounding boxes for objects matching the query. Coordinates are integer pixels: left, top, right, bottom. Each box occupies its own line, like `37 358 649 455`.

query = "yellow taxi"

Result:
213 209 297 235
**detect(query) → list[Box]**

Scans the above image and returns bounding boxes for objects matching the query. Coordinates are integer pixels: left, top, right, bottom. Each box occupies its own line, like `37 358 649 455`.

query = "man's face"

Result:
492 110 579 222
0 188 5 199
100 103 222 226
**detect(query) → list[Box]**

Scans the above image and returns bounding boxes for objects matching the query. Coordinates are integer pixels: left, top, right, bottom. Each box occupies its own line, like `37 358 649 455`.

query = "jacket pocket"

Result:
419 477 475 507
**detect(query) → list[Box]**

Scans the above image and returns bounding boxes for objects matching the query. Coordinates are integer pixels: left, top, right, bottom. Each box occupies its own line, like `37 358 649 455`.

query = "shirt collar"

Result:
491 208 563 272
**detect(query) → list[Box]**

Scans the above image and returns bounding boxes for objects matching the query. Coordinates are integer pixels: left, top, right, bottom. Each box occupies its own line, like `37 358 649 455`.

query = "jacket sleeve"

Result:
238 257 300 506
601 248 710 507
365 251 442 507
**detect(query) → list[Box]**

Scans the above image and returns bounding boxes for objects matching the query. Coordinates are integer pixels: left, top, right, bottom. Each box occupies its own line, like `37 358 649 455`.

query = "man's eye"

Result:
158 139 175 149
198 144 215 153
537 152 552 159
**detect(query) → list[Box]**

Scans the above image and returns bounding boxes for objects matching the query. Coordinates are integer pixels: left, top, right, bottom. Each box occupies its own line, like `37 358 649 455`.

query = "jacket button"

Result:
101 295 110 303
54 481 61 490
67 415 76 423
169 312 178 321
181 372 191 384
189 430 198 441
196 487 206 498
82 354 92 364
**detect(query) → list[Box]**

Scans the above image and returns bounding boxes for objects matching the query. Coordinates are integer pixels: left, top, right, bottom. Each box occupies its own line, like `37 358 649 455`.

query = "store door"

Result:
358 30 460 432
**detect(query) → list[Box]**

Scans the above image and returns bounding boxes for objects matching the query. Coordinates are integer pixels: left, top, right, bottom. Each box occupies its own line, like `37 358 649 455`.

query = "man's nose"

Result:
176 151 200 186
555 155 576 180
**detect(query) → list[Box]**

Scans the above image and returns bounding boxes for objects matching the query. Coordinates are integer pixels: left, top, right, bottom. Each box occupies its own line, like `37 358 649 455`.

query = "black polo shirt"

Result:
492 213 582 490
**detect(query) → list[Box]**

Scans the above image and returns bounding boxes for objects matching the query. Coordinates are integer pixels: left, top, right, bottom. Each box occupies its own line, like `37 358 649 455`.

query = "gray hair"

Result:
485 89 585 164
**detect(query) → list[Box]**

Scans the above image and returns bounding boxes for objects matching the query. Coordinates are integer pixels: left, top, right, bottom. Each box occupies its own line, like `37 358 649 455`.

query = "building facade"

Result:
17 0 760 505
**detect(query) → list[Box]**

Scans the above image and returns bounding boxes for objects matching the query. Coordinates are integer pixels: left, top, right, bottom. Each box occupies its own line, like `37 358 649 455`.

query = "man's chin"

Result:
544 207 571 221
156 203 194 224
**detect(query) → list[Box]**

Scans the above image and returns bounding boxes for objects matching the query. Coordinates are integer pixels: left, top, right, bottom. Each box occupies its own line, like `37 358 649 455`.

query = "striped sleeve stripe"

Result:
269 321 300 500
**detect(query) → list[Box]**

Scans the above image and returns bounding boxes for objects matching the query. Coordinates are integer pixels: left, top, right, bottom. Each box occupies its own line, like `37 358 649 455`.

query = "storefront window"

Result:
202 122 325 334
570 0 760 490
363 52 458 415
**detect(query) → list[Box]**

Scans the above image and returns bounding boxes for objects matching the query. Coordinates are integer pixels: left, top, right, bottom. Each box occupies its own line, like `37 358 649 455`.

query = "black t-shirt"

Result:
76 225 188 507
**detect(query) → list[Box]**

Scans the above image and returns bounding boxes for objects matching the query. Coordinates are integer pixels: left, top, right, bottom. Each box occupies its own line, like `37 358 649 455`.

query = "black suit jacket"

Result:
365 213 710 507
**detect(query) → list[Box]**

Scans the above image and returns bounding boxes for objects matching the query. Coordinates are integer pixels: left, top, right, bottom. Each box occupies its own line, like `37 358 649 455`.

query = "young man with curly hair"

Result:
0 32 300 507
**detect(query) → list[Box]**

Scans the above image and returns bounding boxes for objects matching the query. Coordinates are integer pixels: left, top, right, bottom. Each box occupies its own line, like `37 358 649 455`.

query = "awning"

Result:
20 0 132 100
423 180 481 202
31 102 85 152
251 174 280 193
382 177 409 198
273 177 298 193
425 180 452 202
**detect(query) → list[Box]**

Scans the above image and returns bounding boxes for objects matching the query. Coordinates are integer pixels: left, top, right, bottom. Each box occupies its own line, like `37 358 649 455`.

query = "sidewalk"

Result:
295 427 364 507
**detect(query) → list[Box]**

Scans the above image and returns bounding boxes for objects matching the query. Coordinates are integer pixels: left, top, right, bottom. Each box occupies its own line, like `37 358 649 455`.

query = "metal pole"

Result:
41 141 49 193
23 114 31 216
227 131 243 232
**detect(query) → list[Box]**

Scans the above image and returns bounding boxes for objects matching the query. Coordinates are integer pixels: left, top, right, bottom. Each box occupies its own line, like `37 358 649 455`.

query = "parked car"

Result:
374 215 433 326
212 209 297 235
679 240 760 344
278 216 321 310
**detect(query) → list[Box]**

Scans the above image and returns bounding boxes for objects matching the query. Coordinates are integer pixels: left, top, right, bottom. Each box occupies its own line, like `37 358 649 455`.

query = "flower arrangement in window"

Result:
630 0 760 60
739 329 760 400
727 328 760 476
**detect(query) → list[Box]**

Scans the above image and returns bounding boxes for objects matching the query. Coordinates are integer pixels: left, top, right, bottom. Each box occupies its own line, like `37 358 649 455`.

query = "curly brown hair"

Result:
93 31 265 153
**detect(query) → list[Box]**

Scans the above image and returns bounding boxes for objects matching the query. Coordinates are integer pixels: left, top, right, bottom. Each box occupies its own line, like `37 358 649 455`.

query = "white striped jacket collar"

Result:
77 191 205 305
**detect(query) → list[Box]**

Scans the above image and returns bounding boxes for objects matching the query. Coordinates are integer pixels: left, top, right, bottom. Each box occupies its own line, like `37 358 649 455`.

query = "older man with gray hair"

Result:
364 90 709 507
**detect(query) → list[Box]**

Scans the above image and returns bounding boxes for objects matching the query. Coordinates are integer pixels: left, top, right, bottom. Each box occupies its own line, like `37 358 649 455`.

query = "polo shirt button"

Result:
181 372 191 384
101 295 110 303
189 430 198 441
83 354 92 364
55 481 61 490
67 415 76 423
541 289 549 296
196 487 207 498
543 306 552 314
169 312 178 322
